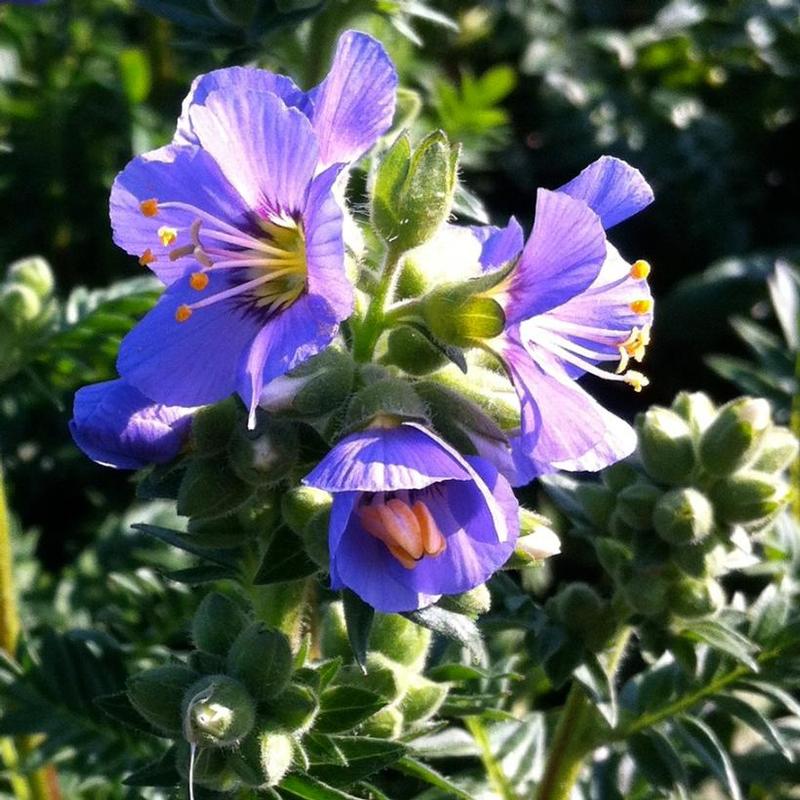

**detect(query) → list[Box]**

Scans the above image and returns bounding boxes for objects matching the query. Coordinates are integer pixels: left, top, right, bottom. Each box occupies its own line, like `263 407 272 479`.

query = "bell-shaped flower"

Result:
109 31 396 425
470 157 655 485
303 422 519 613
69 379 196 470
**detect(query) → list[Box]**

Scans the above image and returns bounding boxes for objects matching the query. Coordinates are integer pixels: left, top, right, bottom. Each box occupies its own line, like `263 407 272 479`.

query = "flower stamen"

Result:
630 259 651 280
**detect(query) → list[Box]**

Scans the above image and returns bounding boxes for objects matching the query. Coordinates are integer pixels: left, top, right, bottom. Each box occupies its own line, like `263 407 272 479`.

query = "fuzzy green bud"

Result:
421 286 505 348
554 583 605 633
595 538 633 582
259 348 355 416
386 326 450 375
370 612 431 671
282 486 332 535
636 407 696 485
699 398 772 476
671 541 711 578
653 487 714 545
602 461 640 492
192 592 248 656
343 378 429 432
751 427 798 474
228 417 298 486
191 398 239 455
226 623 293 701
438 584 491 618
399 674 449 723
320 602 350 661
668 576 725 619
127 664 199 735
622 570 670 617
183 675 256 747
361 706 404 738
615 482 663 530
7 256 54 298
238 724 294 787
371 131 460 251
710 471 789 527
671 391 716 435
576 483 616 528
0 283 42 327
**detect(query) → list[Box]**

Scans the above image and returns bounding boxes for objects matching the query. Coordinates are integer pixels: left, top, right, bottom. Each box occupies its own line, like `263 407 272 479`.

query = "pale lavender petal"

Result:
174 67 310 147
109 144 249 285
117 272 261 407
69 379 195 470
471 217 524 272
189 89 318 217
502 336 636 485
505 189 606 323
309 30 397 167
303 423 473 493
558 156 654 229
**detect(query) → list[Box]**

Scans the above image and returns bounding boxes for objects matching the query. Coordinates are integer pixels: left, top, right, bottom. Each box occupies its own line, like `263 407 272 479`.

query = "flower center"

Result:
358 496 447 570
138 199 308 323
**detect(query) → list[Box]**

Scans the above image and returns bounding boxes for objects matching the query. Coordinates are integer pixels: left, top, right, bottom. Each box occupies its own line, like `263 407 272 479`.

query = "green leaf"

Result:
749 583 791 645
279 774 362 800
426 663 493 682
309 736 406 786
253 528 318 584
393 756 474 800
94 691 166 738
315 686 387 733
177 457 254 520
122 746 179 787
680 619 759 671
629 729 689 799
676 716 743 800
737 680 800 718
163 564 239 584
768 260 800 349
405 606 485 665
132 523 237 568
574 654 618 727
342 589 374 673
716 694 793 760
118 48 152 105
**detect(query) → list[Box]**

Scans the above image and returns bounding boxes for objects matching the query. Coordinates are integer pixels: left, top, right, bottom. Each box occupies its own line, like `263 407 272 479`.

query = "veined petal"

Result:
174 67 311 147
505 189 606 323
109 144 249 285
303 423 473 493
303 164 353 320
558 156 654 229
117 272 261 407
189 89 318 217
69 379 195 470
309 30 397 167
238 292 340 428
471 217 524 272
502 337 636 485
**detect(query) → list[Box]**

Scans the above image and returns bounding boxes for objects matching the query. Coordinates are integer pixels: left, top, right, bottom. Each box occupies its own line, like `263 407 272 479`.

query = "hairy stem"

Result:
465 716 520 800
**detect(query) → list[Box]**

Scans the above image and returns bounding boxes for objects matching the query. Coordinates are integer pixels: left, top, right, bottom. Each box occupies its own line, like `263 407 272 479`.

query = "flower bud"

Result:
515 527 562 563
601 461 640 493
668 576 725 619
226 623 293 701
671 391 716 435
710 471 789 527
360 706 404 738
370 612 431 671
607 508 637 541
652 487 714 545
127 664 199 735
7 256 54 298
438 584 491 618
615 482 663 530
320 601 350 661
0 283 42 327
282 486 332 535
670 541 711 578
399 674 449 723
554 583 605 633
343 379 429 432
228 417 298 486
270 683 319 734
751 427 798 474
238 724 294 787
636 407 696 485
622 570 669 617
421 287 505 349
191 398 239 456
371 130 460 251
192 592 248 656
575 483 616 528
259 348 355 416
699 398 772 476
385 326 450 375
595 538 633 582
183 675 256 747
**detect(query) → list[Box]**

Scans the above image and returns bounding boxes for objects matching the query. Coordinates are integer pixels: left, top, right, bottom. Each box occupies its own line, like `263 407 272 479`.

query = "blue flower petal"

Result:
470 217 524 271
69 379 195 470
558 156 654 229
309 30 397 168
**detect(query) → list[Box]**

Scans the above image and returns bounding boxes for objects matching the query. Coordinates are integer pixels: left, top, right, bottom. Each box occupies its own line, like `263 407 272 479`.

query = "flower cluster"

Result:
70 30 654 613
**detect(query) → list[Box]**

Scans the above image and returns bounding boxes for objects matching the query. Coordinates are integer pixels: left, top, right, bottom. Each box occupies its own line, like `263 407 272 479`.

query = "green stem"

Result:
465 716 520 800
352 243 405 362
0 466 20 656
791 349 800 520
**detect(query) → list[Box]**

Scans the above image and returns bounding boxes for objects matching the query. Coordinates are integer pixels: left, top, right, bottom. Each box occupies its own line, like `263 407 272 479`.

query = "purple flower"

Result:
69 379 196 470
110 31 396 425
303 423 519 613
474 157 654 485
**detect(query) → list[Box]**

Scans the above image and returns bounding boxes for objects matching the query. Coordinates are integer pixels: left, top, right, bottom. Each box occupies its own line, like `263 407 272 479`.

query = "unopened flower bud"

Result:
238 724 294 787
710 471 789 527
595 538 633 582
282 486 332 535
438 584 491 618
228 417 298 485
653 487 714 545
320 601 350 661
622 570 670 617
7 256 54 298
361 705 403 738
371 130 460 251
515 527 561 562
751 427 798 474
399 674 449 723
554 582 605 632
259 348 355 416
127 664 199 735
601 461 640 492
699 398 772 476
226 623 293 701
270 683 319 734
575 483 616 528
370 612 431 671
191 398 239 455
636 407 696 485
671 391 716 435
421 287 505 348
671 541 711 578
668 576 725 619
615 482 663 530
0 283 42 327
192 592 248 656
386 326 450 375
343 378 429 432
183 675 256 747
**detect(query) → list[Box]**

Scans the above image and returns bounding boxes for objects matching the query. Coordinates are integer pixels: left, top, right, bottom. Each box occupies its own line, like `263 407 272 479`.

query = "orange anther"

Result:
630 299 652 315
412 502 447 556
139 198 159 217
138 248 156 266
630 259 651 280
158 226 178 247
190 272 209 291
175 304 192 323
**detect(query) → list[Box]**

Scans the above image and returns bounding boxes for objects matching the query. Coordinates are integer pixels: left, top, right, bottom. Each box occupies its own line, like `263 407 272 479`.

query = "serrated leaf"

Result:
315 686 387 733
676 716 743 800
253 528 318 585
342 589 374 673
405 606 486 666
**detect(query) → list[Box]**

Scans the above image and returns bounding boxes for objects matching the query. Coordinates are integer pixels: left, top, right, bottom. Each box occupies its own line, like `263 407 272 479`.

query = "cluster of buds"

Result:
0 256 56 382
546 393 795 649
